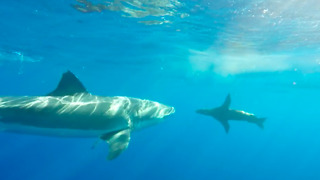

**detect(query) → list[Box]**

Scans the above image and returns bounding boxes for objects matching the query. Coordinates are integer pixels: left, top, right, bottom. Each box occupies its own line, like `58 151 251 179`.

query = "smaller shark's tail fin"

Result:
221 93 231 109
255 118 266 129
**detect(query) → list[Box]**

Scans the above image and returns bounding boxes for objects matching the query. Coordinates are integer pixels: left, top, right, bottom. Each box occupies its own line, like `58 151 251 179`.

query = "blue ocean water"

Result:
1 0 320 179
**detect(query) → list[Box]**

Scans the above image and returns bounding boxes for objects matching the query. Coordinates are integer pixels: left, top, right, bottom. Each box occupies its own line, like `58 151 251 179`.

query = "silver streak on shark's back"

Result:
0 71 175 160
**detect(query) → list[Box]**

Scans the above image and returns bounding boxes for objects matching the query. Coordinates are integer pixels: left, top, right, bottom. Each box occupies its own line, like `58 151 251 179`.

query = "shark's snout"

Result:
169 107 175 114
196 109 211 115
164 107 175 116
196 109 204 114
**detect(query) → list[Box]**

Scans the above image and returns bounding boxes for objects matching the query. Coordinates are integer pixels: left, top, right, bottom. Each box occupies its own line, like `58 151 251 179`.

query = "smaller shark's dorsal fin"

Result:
221 94 231 109
47 71 88 96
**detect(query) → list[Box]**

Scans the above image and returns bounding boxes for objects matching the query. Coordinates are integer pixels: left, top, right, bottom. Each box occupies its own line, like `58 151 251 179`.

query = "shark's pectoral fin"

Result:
101 129 131 160
218 119 230 133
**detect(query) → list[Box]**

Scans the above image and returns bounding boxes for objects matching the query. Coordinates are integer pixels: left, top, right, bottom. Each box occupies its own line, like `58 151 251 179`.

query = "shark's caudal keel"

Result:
0 71 175 160
196 94 265 133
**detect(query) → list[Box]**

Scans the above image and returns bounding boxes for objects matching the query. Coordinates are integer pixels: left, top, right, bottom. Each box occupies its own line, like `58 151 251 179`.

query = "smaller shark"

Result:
196 94 265 133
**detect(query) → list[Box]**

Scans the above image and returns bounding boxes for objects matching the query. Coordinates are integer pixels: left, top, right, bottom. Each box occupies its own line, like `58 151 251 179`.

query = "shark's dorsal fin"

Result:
47 71 88 96
221 94 231 109
101 129 131 160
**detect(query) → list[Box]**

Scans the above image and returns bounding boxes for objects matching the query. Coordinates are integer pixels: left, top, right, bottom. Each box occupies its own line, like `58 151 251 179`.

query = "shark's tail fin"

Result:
255 118 266 129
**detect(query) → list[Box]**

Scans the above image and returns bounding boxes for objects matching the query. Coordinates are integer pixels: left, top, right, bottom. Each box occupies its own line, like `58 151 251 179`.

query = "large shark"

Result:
196 94 265 133
0 71 175 159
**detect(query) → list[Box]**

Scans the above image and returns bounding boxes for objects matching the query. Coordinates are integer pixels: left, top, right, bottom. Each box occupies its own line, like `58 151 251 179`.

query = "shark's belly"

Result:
0 101 130 137
0 121 111 137
0 115 126 136
0 113 129 137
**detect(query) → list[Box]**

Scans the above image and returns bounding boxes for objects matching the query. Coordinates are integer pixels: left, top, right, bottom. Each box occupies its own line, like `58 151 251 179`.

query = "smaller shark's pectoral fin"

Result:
218 119 230 133
101 129 131 160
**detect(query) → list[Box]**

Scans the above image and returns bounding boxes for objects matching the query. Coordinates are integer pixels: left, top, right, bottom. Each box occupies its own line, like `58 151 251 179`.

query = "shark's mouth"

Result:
158 106 175 118
168 107 175 115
